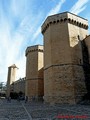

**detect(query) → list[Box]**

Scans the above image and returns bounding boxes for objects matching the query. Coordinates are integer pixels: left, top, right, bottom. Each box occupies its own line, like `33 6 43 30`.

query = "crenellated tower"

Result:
25 45 44 101
42 12 88 104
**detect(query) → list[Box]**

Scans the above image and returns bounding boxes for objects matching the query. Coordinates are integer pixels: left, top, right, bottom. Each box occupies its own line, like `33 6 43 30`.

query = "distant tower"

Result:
25 45 44 101
42 12 88 104
6 64 18 97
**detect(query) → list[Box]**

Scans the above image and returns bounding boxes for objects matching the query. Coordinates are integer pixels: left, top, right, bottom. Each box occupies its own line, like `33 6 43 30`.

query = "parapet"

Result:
41 12 88 34
8 64 18 68
25 45 43 56
13 77 26 84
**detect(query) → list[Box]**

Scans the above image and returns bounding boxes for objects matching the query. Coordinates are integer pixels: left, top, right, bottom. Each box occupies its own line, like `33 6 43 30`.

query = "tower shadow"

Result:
81 40 90 100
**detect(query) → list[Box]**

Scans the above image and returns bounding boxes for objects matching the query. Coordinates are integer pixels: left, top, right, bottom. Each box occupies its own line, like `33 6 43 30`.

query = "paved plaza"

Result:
0 98 90 120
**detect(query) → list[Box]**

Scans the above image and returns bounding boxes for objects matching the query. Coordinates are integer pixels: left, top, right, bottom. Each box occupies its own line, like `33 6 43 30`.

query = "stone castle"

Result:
6 12 90 104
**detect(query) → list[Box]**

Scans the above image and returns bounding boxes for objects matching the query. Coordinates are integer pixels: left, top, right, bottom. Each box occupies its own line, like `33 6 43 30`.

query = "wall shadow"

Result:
81 40 90 100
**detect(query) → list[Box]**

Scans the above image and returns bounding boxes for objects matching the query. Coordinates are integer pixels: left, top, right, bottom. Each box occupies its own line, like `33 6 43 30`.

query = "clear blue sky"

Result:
0 0 90 82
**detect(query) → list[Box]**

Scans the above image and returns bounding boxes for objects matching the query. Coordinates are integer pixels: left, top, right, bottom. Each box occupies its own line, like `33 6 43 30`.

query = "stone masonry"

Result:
83 35 90 96
85 35 90 63
6 64 18 98
6 12 90 105
13 77 25 94
25 45 44 101
41 12 89 104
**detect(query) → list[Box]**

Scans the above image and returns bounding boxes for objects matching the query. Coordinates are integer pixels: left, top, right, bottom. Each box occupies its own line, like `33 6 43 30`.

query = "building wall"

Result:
42 12 88 104
25 45 44 100
84 35 90 96
13 78 25 94
85 35 90 63
68 19 88 103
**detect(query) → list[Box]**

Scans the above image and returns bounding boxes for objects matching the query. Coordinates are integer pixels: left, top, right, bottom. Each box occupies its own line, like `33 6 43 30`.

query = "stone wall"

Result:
13 78 25 94
84 35 90 63
83 35 90 97
42 12 88 104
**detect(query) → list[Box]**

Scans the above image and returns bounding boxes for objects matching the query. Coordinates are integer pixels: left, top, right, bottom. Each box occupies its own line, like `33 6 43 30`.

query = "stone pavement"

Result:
0 98 90 120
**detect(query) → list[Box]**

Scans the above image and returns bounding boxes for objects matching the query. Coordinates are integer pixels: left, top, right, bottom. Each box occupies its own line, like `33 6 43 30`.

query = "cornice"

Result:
41 17 88 34
41 12 88 34
25 48 43 56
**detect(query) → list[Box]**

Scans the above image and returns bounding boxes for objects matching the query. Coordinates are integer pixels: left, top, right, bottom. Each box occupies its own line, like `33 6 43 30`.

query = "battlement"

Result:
25 45 43 56
8 64 18 68
41 12 88 34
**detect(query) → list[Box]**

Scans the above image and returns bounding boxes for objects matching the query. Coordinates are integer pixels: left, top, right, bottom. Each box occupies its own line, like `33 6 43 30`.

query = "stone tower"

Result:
25 45 44 101
41 12 88 104
6 64 18 97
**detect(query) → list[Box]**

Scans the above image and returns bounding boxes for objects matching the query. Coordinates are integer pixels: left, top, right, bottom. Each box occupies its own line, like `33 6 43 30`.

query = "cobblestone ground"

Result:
0 98 90 120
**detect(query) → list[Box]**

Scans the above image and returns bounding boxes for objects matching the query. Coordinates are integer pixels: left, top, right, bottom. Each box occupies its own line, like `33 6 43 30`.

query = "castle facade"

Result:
7 12 90 104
